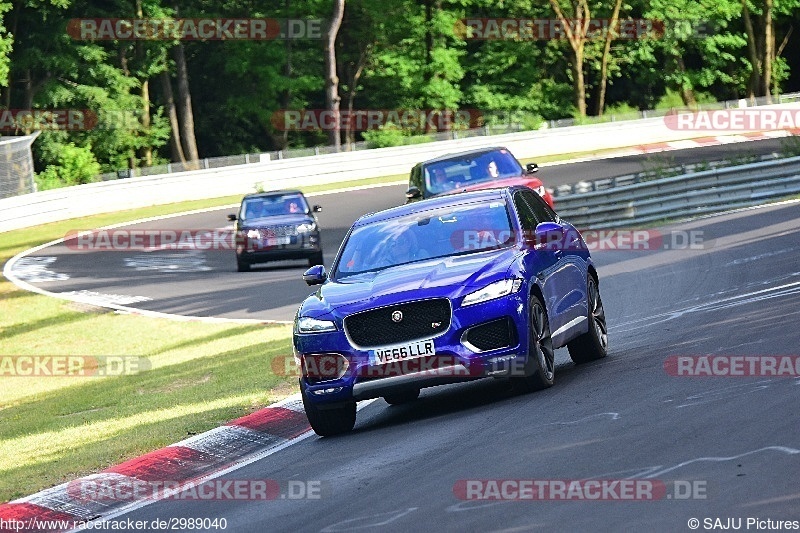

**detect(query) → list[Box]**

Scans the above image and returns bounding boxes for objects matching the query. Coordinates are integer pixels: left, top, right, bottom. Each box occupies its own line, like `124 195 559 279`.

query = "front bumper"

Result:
295 291 530 404
237 233 321 263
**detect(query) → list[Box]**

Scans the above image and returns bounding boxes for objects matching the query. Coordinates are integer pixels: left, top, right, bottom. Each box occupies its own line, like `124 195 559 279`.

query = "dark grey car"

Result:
228 190 323 272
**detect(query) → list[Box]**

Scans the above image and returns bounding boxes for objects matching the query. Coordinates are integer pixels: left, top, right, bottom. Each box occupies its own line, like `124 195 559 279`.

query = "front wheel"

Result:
511 293 555 393
301 385 356 437
567 275 608 364
236 257 250 272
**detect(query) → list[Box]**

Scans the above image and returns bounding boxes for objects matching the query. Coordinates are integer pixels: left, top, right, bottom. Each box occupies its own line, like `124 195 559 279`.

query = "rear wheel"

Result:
567 276 608 364
383 389 420 405
301 385 356 437
511 293 555 393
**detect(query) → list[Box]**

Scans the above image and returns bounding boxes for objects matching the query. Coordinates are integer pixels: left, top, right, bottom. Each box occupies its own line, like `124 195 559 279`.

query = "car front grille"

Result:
464 318 516 351
344 298 451 348
260 225 298 237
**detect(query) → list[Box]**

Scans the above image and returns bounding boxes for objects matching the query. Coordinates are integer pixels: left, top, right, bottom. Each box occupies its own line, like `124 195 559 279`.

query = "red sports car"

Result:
405 146 554 208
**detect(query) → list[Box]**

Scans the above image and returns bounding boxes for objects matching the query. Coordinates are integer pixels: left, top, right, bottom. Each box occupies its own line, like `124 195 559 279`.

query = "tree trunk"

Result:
324 0 345 151
281 0 292 149
594 0 623 116
675 55 697 107
344 48 368 150
160 70 186 163
172 42 200 163
549 0 590 117
742 0 761 98
760 0 773 101
135 0 152 166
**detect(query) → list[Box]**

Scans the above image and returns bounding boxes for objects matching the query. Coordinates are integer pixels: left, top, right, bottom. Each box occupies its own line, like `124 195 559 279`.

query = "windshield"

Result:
424 149 524 195
240 194 308 221
334 200 514 278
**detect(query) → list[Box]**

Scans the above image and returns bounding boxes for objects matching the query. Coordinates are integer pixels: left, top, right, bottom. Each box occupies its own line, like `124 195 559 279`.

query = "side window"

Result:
513 192 538 231
520 189 556 224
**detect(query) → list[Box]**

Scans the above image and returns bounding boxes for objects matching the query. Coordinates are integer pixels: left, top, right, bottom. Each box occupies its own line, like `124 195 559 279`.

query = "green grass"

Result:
0 173 423 502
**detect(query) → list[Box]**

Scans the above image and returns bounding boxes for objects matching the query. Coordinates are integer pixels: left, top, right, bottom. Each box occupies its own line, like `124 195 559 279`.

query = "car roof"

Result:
417 146 512 165
241 190 304 200
354 187 522 227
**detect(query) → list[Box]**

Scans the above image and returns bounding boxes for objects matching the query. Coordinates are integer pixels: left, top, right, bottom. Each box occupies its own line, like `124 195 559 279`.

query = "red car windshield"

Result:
424 149 524 195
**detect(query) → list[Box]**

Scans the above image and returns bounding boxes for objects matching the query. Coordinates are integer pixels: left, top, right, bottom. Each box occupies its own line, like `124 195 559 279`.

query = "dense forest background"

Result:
1 0 798 189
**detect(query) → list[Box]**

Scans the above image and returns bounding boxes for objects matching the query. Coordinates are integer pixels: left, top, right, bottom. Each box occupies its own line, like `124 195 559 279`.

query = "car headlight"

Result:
297 316 336 333
297 222 317 233
246 229 260 239
462 278 523 307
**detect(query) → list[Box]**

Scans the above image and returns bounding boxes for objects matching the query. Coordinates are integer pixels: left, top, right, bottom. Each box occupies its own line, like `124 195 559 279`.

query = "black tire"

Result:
301 385 356 437
308 251 324 267
511 293 555 393
383 389 420 405
236 258 250 272
567 275 608 364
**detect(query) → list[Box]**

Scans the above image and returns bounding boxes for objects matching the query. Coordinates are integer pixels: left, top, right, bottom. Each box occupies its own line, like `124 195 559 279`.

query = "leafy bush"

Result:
34 142 101 190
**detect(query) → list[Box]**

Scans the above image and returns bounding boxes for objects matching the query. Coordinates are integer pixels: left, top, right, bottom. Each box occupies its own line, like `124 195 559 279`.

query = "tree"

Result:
324 0 345 150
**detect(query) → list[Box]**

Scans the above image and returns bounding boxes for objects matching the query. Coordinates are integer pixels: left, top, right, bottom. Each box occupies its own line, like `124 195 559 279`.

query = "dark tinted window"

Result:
513 191 539 231
520 189 556 224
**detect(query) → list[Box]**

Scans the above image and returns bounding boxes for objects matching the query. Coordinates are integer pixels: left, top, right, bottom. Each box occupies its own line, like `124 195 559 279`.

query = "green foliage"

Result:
361 122 433 148
35 141 101 189
1 0 798 192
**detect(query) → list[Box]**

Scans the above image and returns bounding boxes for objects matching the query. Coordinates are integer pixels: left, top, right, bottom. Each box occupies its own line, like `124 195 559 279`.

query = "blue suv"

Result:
293 187 607 436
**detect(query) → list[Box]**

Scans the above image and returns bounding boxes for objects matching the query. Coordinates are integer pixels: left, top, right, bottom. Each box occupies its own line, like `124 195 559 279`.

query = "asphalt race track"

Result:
91 198 800 531
6 137 799 531
10 137 788 323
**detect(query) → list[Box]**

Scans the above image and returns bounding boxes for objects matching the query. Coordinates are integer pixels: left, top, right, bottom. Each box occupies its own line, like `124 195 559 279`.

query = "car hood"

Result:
449 176 543 194
300 247 521 318
238 214 313 228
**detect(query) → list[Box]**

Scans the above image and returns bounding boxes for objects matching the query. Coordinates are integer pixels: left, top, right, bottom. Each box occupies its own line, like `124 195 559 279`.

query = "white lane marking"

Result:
542 412 620 426
642 446 800 479
725 247 797 266
10 256 69 283
609 280 800 333
674 380 773 408
123 251 212 272
2 182 403 324
320 507 418 532
62 290 152 306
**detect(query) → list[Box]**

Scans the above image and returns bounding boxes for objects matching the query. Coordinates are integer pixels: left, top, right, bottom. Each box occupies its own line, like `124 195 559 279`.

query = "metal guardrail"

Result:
556 156 800 228
93 91 800 183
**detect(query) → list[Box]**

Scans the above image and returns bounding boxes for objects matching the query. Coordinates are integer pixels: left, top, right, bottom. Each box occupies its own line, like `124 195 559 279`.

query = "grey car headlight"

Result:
297 222 317 233
297 316 336 333
462 278 523 307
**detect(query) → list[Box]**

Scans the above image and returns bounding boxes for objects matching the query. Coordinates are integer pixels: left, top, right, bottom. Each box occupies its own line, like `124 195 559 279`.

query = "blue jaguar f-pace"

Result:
293 186 607 436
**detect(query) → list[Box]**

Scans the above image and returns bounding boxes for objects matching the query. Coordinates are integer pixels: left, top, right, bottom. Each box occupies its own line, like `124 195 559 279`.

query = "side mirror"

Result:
303 265 327 286
227 214 237 221
532 222 565 251
405 186 422 199
526 162 539 174
312 205 323 213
